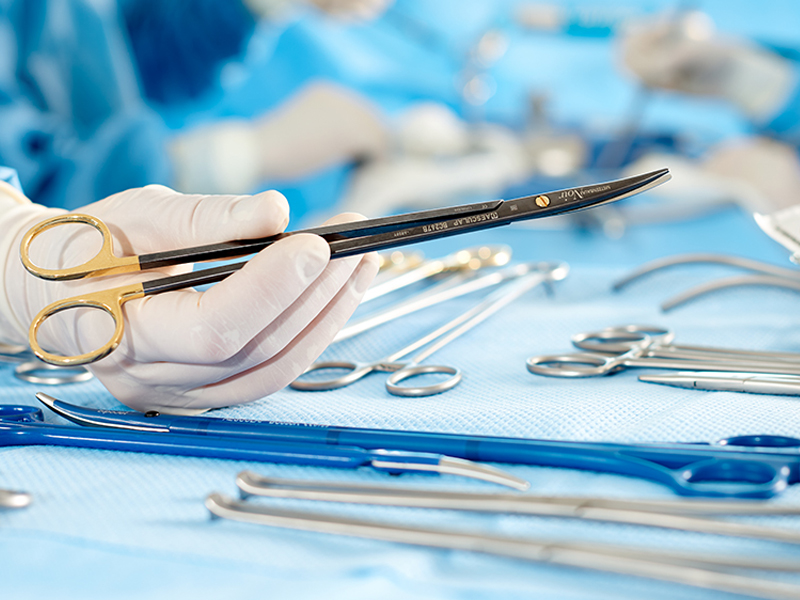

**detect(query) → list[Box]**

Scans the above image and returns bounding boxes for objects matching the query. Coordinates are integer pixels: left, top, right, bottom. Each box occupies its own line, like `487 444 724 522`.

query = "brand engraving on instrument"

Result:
452 203 493 213
558 184 611 201
452 212 499 227
422 222 448 233
220 418 326 428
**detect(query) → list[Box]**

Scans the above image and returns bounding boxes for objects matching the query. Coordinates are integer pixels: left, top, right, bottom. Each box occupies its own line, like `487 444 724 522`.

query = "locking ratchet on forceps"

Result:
20 169 670 367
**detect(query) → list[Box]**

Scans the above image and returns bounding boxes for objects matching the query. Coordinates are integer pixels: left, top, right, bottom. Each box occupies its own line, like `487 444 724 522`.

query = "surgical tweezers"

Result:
21 169 670 366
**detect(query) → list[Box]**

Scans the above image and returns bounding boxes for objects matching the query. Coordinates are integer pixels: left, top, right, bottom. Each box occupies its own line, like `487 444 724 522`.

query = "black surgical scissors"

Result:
21 169 670 366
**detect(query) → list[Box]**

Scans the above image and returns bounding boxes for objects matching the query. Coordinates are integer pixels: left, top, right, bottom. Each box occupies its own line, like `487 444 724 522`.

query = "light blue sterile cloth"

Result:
3 205 800 600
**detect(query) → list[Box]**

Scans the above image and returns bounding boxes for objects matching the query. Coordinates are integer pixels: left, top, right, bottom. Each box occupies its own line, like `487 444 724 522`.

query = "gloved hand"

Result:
0 185 378 413
702 137 800 211
340 118 531 217
169 82 389 195
622 136 800 216
244 0 392 21
619 12 794 119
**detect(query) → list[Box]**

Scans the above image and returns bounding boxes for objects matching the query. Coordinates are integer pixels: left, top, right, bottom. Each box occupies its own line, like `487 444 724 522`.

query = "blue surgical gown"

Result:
0 0 255 210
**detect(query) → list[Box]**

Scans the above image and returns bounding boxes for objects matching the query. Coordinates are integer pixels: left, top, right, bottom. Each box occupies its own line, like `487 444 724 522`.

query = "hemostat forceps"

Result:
291 263 568 396
20 169 669 366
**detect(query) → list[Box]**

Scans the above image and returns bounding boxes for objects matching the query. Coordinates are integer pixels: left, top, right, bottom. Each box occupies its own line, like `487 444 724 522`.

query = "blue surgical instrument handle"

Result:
42 396 798 498
0 405 450 474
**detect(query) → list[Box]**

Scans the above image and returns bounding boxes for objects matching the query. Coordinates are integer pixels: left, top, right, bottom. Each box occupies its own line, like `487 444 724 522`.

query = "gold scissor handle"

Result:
20 213 141 281
29 283 145 366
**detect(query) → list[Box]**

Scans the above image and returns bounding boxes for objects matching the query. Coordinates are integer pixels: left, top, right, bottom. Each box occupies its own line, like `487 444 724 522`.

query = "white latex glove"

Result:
393 102 472 158
340 124 531 217
244 0 392 21
622 137 800 218
169 82 389 194
702 137 800 211
1 185 377 413
305 0 393 20
619 13 794 119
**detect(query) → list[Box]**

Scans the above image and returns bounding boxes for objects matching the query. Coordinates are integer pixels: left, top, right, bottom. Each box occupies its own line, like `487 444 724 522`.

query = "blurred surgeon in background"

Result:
619 10 800 213
0 0 397 413
0 0 536 413
0 0 394 210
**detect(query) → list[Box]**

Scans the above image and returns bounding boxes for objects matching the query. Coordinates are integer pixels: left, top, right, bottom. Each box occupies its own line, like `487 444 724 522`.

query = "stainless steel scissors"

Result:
527 324 800 378
293 263 568 396
572 324 800 363
20 169 669 367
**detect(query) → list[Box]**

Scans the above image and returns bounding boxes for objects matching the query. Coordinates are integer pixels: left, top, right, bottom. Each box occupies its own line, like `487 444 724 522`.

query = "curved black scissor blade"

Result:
502 167 671 220
327 168 671 258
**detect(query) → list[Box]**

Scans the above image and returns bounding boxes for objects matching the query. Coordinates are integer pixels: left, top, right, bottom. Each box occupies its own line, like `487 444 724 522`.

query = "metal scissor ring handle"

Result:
20 213 139 281
14 360 93 385
572 325 672 353
289 361 379 391
385 364 461 397
526 353 620 377
28 283 143 367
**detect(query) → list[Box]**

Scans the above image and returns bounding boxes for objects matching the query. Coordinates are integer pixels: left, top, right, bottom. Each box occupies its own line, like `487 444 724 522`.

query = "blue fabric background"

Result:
4 0 800 596
3 205 800 599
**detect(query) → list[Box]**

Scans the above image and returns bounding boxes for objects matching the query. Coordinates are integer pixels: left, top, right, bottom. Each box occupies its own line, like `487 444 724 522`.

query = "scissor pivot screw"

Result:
535 196 550 207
